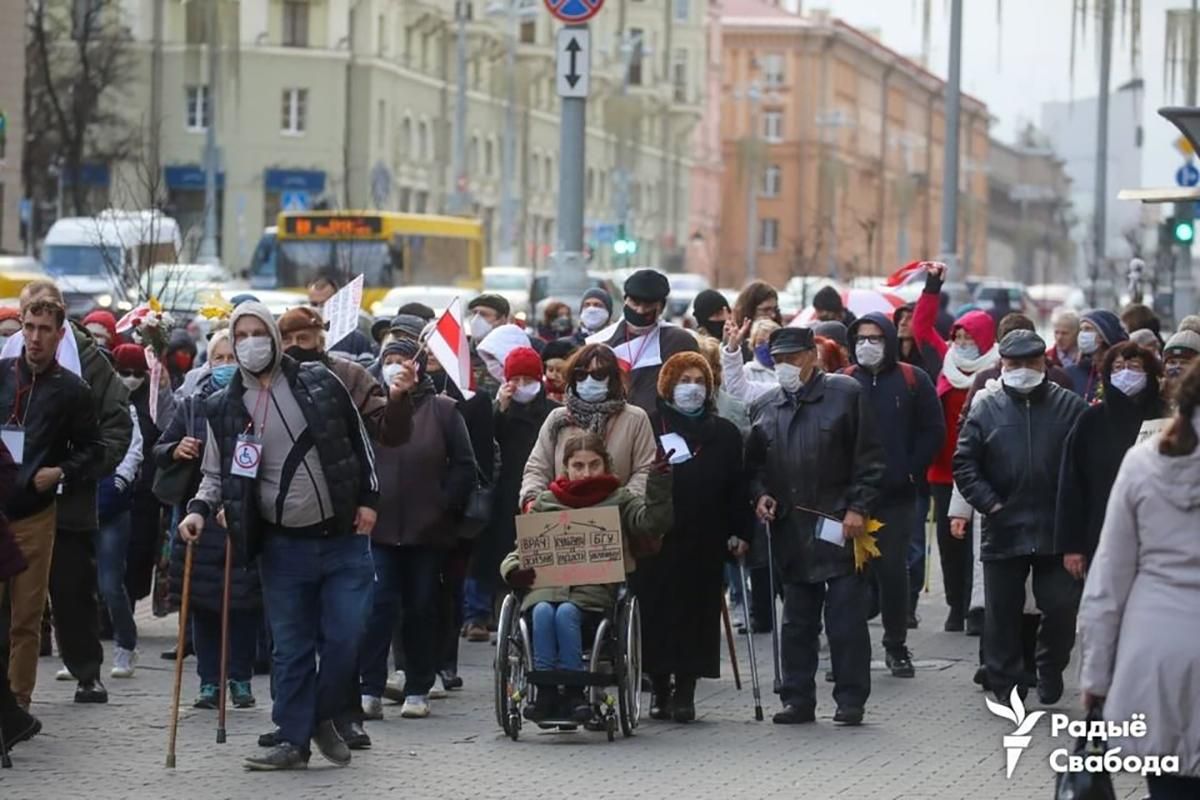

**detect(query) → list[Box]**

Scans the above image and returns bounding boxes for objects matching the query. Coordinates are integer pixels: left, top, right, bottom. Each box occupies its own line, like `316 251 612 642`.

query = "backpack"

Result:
842 362 918 398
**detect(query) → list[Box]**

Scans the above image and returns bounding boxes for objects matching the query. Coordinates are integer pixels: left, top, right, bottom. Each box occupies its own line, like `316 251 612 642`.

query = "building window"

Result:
671 48 688 103
378 15 387 55
762 164 781 198
281 88 308 135
761 109 783 143
401 117 412 160
282 1 309 47
674 0 688 21
485 138 494 177
520 19 536 44
377 100 386 147
759 53 785 88
185 85 209 131
418 121 429 161
627 28 645 87
185 0 207 44
759 219 779 252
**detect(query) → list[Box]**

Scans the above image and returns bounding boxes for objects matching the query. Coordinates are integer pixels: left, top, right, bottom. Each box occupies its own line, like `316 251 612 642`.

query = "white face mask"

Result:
381 363 406 385
672 382 707 413
580 306 610 331
775 363 804 392
954 342 980 362
121 375 145 392
575 375 609 403
1110 369 1147 397
469 313 494 341
855 341 885 369
236 335 274 374
513 382 542 404
1078 330 1100 356
1001 367 1043 393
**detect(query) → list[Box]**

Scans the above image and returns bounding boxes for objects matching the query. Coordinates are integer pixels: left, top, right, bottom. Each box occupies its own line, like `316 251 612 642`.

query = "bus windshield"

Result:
277 240 397 287
42 244 124 277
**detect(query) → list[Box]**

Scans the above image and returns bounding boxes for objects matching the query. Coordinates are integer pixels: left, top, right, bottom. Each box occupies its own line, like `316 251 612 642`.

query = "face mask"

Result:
172 352 193 373
672 382 707 413
575 375 609 403
551 316 573 335
513 382 542 404
210 364 236 388
775 363 803 393
121 375 145 392
580 306 610 331
623 305 657 329
753 343 775 369
1001 367 1043 393
381 363 406 385
855 341 885 369
236 335 274 374
468 313 494 341
700 320 725 339
1078 330 1100 356
0 335 9 351
1110 369 1147 397
954 342 980 362
285 345 322 363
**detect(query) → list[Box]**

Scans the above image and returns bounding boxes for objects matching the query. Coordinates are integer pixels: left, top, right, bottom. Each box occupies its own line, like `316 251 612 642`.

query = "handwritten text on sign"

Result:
515 506 625 589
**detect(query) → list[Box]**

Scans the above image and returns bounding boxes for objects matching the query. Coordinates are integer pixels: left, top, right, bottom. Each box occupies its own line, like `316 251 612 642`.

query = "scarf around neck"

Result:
555 390 626 436
939 343 1000 392
549 474 621 509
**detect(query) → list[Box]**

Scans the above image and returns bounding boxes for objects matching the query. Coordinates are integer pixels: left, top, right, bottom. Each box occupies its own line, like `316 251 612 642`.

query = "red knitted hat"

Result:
83 309 118 343
504 346 543 382
112 343 148 373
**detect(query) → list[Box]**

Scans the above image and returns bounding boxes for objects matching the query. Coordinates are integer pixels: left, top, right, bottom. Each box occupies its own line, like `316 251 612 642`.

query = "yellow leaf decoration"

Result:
148 297 163 313
853 518 885 573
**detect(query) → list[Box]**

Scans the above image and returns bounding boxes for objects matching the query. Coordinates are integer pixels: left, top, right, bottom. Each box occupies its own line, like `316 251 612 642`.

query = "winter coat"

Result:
961 362 1075 424
371 391 476 549
845 312 945 502
720 345 778 406
746 373 886 584
429 370 497 486
586 320 700 414
1064 357 1106 404
633 405 750 679
520 403 657 507
953 379 1086 560
158 380 261 612
714 387 751 439
1078 435 1200 777
500 470 673 614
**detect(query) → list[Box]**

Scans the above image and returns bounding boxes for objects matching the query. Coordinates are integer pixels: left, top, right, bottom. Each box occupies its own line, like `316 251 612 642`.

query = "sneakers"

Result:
55 665 73 681
194 683 220 709
428 686 448 700
74 678 108 704
383 670 406 703
111 647 138 678
464 623 489 642
400 695 431 718
361 694 384 720
886 648 916 678
229 680 256 709
311 719 351 767
244 743 309 771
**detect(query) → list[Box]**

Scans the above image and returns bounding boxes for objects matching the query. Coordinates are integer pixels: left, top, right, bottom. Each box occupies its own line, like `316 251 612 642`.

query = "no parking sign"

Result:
543 0 604 24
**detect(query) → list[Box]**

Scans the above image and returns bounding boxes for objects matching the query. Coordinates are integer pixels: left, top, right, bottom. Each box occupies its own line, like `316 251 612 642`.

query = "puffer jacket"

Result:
499 470 673 613
746 372 886 584
953 378 1087 560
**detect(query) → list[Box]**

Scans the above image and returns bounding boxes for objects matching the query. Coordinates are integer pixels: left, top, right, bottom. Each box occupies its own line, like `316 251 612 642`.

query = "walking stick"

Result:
166 540 195 769
737 559 764 721
720 595 742 690
764 520 782 695
0 711 10 768
216 535 233 744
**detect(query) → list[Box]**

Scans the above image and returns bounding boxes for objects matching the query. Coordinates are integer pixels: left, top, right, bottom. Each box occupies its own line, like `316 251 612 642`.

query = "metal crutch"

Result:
737 558 764 721
764 520 783 695
216 535 233 744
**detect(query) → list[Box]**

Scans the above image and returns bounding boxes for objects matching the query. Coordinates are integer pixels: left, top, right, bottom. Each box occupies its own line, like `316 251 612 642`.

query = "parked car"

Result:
370 285 476 319
483 266 533 320
973 280 1034 316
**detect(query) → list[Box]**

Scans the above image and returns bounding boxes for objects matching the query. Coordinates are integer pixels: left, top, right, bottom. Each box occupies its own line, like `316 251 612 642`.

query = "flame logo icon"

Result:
986 687 1046 778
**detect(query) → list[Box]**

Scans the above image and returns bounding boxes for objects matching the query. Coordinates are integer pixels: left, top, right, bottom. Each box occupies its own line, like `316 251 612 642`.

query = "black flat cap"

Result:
468 293 511 318
769 326 815 356
623 269 670 303
812 320 848 349
998 329 1046 359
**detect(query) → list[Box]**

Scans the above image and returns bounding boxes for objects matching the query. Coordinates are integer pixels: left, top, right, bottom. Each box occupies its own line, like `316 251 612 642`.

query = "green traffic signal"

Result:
613 238 638 255
1174 218 1195 244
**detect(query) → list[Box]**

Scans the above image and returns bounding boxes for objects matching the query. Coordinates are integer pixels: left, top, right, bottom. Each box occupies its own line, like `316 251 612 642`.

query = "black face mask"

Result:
285 345 323 363
700 319 725 339
623 305 657 329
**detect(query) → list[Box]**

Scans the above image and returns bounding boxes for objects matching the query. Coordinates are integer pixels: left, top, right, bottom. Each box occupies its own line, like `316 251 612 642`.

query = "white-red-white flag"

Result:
426 297 475 399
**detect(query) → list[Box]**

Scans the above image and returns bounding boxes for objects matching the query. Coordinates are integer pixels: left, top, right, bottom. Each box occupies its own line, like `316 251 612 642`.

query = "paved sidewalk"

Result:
1 584 1146 800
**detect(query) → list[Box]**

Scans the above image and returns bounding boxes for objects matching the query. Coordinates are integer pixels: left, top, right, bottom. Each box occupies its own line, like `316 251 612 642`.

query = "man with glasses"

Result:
843 314 944 679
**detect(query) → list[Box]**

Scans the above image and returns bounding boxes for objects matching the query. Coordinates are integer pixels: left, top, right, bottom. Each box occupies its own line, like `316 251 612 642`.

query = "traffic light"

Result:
613 225 638 256
1170 216 1195 244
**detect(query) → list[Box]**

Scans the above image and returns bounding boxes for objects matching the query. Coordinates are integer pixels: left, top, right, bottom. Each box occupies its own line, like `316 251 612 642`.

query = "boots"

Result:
649 675 672 721
562 687 591 723
524 686 557 723
671 676 696 723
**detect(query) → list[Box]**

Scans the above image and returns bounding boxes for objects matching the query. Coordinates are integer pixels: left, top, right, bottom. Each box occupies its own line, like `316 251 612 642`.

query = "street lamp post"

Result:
447 0 471 215
197 0 221 264
939 0 963 280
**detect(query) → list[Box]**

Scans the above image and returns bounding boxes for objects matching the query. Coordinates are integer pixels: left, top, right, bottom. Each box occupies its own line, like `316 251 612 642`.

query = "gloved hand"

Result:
505 567 536 589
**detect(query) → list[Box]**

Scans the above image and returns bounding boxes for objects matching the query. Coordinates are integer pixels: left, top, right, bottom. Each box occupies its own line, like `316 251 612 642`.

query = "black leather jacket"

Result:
747 372 886 584
953 378 1086 560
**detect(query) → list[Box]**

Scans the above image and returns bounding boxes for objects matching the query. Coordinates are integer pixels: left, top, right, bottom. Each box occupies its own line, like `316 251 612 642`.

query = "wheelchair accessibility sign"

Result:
230 435 263 479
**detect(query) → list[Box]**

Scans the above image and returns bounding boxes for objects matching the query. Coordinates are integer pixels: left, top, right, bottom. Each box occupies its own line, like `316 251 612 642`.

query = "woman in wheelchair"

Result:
501 432 672 724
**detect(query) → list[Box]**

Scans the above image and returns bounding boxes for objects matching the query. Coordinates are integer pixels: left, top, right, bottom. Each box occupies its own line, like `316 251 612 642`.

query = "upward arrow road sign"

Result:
556 28 590 98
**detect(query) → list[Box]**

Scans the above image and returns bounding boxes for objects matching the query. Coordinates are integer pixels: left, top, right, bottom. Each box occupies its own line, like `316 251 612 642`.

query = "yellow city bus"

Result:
259 211 485 308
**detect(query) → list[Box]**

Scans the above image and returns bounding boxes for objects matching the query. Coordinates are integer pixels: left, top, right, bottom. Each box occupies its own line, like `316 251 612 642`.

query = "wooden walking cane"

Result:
720 595 742 691
216 535 233 744
166 540 195 769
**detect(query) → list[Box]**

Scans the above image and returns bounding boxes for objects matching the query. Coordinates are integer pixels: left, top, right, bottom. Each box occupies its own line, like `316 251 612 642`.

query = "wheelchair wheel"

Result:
493 593 523 736
617 595 642 738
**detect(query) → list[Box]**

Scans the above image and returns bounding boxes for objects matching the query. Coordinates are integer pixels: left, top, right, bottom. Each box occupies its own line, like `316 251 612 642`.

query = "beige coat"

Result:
519 404 657 507
1078 434 1200 777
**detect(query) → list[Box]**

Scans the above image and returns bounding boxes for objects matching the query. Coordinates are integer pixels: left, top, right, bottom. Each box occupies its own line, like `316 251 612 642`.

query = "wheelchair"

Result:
493 587 642 742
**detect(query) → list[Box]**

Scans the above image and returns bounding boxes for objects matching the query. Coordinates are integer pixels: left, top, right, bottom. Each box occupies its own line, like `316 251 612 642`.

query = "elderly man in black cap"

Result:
587 268 699 413
746 327 885 726
953 329 1087 706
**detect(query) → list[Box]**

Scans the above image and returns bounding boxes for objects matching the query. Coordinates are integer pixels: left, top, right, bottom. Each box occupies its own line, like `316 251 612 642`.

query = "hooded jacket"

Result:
1065 310 1130 403
477 324 536 384
845 313 945 502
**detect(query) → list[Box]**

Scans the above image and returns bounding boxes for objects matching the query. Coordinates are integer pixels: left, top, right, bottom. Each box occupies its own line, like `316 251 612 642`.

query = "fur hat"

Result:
656 351 714 401
277 306 325 336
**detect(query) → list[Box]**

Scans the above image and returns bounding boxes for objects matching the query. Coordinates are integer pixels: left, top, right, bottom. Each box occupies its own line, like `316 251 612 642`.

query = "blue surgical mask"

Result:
575 375 610 403
210 364 236 388
753 342 774 368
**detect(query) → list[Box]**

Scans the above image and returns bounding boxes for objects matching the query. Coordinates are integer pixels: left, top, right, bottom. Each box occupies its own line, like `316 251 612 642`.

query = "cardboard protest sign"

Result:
323 275 365 347
515 506 625 589
1137 418 1171 444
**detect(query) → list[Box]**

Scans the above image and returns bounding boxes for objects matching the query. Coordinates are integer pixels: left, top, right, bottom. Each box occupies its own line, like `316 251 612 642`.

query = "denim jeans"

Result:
192 606 259 685
462 576 493 626
259 533 374 750
531 601 584 671
360 544 443 699
95 512 137 651
909 493 930 612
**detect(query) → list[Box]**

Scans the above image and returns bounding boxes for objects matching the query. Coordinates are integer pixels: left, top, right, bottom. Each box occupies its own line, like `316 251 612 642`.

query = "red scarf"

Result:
548 475 620 509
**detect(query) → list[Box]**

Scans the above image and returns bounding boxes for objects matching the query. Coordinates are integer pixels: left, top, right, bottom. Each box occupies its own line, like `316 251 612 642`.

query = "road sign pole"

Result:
549 22 590 298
